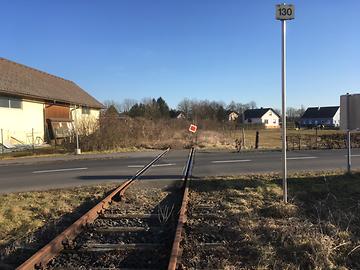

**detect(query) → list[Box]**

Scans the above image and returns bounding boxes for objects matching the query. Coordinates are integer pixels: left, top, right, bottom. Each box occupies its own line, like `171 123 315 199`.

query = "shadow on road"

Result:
77 174 184 181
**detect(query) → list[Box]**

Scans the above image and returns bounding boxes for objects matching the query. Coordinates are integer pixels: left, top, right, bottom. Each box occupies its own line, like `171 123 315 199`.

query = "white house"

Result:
300 106 340 128
243 108 280 128
0 57 103 147
228 111 239 121
176 112 186 119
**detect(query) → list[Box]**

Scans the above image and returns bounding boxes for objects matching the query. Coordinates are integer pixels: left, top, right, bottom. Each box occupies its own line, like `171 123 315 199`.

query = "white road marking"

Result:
32 167 88 174
128 163 176 168
344 154 360 157
211 159 251 164
287 156 317 160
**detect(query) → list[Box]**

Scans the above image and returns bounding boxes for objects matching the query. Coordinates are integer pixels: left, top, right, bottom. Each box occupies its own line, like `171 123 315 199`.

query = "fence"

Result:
287 132 360 150
0 128 44 154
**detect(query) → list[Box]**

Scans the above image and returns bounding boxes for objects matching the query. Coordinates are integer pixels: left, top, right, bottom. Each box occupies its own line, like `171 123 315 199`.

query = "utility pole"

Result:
276 3 295 203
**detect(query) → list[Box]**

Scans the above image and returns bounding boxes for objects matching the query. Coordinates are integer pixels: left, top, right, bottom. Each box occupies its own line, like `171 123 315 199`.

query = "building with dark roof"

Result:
243 108 280 128
300 106 340 128
0 57 103 146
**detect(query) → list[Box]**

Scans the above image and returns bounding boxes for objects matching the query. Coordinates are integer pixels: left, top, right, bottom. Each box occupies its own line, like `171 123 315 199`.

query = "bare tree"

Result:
103 100 122 112
121 98 137 112
248 101 257 109
178 98 192 119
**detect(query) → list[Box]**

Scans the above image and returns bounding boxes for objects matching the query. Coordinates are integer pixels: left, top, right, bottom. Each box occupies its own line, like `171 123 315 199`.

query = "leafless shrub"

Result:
70 114 192 151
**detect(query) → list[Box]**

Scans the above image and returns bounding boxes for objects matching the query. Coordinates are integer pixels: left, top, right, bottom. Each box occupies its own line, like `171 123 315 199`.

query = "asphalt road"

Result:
0 150 188 194
0 148 359 194
194 148 360 176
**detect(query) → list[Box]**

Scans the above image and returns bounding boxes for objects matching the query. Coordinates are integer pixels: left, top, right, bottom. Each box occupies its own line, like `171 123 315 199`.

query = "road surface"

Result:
0 149 359 193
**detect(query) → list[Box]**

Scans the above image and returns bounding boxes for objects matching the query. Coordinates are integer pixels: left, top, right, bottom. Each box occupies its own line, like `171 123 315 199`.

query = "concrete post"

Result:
1 129 4 154
32 128 35 153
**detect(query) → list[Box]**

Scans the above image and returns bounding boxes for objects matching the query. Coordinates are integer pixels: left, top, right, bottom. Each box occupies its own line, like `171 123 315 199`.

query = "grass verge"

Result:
0 184 118 267
181 171 360 269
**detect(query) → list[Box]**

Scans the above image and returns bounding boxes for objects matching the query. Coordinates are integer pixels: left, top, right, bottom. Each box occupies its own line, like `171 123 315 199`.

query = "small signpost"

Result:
276 3 295 203
340 93 360 174
188 124 198 147
188 124 197 133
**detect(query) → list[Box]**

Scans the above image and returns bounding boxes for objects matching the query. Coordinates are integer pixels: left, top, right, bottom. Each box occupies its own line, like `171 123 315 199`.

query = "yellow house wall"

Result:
0 100 44 145
70 106 100 135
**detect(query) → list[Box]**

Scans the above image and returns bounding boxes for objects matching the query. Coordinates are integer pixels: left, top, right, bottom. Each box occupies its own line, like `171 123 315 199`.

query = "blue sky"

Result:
0 0 359 109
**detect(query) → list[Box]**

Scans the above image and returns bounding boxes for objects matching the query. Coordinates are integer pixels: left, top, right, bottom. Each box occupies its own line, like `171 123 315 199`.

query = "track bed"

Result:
180 181 243 269
49 182 183 269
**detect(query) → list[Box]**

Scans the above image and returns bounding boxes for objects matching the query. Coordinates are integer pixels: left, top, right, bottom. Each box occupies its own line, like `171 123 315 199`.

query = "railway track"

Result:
16 148 195 270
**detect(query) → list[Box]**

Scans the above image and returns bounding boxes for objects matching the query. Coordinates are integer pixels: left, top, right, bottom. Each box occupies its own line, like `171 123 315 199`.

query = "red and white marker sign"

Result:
188 124 197 133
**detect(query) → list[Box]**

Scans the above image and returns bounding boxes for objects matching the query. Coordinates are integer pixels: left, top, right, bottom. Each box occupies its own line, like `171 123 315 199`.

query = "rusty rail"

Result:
168 147 195 270
16 148 170 270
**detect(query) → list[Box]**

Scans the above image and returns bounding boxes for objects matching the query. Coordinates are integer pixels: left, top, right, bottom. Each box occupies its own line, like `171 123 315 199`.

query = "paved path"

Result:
0 149 359 194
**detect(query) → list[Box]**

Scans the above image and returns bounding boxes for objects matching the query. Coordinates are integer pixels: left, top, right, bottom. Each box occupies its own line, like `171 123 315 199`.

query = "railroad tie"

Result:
93 226 163 233
99 213 160 219
78 243 163 252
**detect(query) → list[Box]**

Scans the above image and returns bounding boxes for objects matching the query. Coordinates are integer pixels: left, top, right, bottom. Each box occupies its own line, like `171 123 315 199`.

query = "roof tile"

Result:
0 58 103 108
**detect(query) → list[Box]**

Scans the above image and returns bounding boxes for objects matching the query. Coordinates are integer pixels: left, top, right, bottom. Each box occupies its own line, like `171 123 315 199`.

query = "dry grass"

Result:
182 171 360 269
0 184 117 249
0 146 68 160
0 124 345 157
197 128 344 150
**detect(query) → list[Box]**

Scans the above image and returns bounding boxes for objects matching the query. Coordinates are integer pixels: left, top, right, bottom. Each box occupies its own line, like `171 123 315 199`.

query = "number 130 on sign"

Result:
276 4 295 20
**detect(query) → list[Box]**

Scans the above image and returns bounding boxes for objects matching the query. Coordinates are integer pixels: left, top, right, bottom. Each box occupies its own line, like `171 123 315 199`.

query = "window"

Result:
264 119 269 124
273 119 277 124
0 97 8 107
82 106 90 114
10 99 22 108
0 96 22 109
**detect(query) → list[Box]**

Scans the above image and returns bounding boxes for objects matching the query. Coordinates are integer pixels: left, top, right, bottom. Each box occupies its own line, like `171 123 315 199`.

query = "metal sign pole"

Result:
346 93 351 173
276 3 294 203
281 19 288 203
347 130 351 173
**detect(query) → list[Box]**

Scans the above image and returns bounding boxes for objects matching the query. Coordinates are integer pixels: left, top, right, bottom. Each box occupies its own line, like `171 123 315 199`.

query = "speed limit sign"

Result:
276 4 295 20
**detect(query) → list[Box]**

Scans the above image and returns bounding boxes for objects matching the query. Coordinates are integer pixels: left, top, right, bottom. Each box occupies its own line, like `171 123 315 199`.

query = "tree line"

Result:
103 97 305 122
